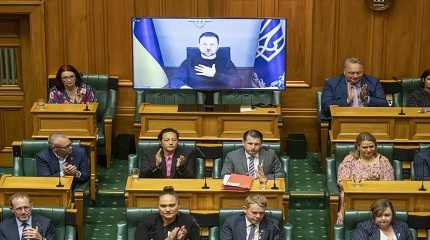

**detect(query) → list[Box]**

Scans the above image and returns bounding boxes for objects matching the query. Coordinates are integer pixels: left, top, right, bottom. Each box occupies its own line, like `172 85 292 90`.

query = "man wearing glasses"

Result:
320 57 388 120
0 192 55 240
36 133 89 183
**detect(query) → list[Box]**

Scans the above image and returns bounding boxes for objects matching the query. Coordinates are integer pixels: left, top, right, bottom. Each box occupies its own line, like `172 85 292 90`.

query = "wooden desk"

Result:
0 175 84 239
31 102 98 201
343 180 430 211
330 106 430 145
125 177 287 217
138 104 281 141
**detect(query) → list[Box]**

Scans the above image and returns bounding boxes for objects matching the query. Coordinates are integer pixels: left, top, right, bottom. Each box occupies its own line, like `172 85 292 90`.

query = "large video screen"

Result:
132 18 287 90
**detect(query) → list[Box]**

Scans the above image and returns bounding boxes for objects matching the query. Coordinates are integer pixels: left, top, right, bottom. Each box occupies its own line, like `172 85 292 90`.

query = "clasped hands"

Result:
23 226 43 240
155 149 186 168
63 162 79 176
255 165 267 183
347 85 368 104
165 225 187 240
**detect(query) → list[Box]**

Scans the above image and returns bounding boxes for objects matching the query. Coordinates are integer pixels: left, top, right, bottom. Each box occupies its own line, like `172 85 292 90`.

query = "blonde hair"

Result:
9 192 31 208
244 194 267 209
351 132 377 159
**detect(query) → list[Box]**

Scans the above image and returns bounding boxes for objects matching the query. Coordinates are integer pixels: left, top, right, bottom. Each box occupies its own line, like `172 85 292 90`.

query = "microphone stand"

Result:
398 79 405 115
196 146 209 189
84 101 90 111
56 172 64 187
419 157 427 191
270 161 279 190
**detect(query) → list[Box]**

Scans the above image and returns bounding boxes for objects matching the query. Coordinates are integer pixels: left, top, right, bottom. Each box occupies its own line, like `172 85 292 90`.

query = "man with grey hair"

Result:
320 57 388 120
36 133 89 183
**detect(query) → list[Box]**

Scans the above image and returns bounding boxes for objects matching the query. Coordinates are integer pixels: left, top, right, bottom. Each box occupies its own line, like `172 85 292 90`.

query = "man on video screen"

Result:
170 32 239 89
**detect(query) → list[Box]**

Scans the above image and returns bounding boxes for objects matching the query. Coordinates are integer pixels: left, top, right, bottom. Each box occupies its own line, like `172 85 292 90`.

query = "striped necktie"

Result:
248 156 255 177
247 224 256 240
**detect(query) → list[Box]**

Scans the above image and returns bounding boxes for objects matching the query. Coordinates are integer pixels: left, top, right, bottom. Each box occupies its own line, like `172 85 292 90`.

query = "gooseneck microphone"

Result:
419 155 427 191
271 160 279 190
195 146 210 189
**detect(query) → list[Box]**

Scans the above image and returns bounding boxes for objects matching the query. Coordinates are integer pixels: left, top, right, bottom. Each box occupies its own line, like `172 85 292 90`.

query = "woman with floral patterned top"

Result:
336 132 394 224
48 64 97 104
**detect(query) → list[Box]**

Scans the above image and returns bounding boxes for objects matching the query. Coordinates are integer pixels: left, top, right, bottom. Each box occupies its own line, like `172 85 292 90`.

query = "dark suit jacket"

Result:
221 213 281 240
221 147 284 179
320 74 388 120
36 146 89 182
0 215 56 240
352 219 413 240
413 147 430 180
140 146 195 178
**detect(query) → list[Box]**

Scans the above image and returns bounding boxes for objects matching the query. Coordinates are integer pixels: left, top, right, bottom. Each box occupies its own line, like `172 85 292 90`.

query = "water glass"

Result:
130 168 140 180
259 177 268 190
37 98 46 110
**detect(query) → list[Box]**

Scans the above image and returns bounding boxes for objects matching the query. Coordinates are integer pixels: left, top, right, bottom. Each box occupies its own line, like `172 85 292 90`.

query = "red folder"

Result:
223 174 254 191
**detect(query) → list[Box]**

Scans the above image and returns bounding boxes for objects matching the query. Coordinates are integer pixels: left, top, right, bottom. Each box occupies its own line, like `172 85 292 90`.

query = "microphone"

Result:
419 153 427 191
398 79 405 115
195 146 209 189
271 158 279 190
84 101 90 111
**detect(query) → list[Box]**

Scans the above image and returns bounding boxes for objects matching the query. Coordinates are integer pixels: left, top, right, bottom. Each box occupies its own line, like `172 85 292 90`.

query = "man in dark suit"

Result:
36 133 89 183
221 129 283 180
221 194 281 240
320 57 388 120
140 128 195 178
0 192 55 240
413 147 430 180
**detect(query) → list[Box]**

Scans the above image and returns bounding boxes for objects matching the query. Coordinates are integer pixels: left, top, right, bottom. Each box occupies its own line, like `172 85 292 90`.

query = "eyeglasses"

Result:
13 206 31 212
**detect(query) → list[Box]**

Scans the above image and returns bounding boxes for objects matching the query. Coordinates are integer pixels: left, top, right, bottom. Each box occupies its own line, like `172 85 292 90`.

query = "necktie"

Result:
247 224 256 240
248 156 255 177
21 222 29 240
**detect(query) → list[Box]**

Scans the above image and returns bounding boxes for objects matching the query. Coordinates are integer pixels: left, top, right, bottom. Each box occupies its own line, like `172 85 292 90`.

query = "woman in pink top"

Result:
336 132 394 224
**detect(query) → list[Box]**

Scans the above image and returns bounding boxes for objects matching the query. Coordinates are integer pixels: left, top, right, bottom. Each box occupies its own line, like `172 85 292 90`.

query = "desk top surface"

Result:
31 102 98 113
330 106 430 117
342 180 430 194
0 175 73 190
139 104 281 115
126 178 285 193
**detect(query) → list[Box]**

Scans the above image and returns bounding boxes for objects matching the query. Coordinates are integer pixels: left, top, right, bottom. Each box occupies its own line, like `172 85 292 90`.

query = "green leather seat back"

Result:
134 90 199 123
2 207 74 240
17 140 81 177
316 90 322 114
132 140 204 178
212 141 282 179
81 74 110 120
126 208 190 240
217 91 279 105
400 78 421 106
343 211 407 240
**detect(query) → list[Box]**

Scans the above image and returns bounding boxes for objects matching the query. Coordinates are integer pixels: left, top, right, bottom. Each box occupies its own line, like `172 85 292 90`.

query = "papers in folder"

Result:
223 174 253 191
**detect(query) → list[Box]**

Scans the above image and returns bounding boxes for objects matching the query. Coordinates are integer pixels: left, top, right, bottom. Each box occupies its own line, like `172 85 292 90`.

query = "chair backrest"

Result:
316 90 322 114
399 78 421 106
342 211 408 240
134 90 200 122
125 208 190 240
15 139 81 177
1 207 73 240
214 91 280 105
212 141 282 179
132 140 203 178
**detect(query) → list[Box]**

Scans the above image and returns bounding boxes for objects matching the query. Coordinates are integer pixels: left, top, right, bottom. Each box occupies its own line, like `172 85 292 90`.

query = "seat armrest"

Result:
128 154 138 173
409 228 417 240
103 89 117 119
392 159 402 180
13 156 23 176
320 119 330 128
73 181 89 193
208 226 219 240
116 221 127 240
280 153 289 179
326 157 340 195
64 225 76 240
333 224 344 240
195 157 205 179
212 157 222 179
283 223 293 240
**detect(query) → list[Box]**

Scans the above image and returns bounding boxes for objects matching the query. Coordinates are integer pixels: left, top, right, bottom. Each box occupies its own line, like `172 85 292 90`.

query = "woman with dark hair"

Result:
336 132 394 224
139 128 195 178
48 64 97 104
406 69 430 107
353 199 413 240
135 186 201 240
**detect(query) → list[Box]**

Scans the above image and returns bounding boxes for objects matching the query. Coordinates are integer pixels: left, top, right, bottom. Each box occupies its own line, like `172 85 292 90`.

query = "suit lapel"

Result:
238 215 247 240
240 149 249 175
48 150 61 175
11 218 20 240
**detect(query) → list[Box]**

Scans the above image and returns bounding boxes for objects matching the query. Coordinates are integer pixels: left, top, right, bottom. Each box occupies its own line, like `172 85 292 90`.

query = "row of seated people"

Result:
320 57 430 121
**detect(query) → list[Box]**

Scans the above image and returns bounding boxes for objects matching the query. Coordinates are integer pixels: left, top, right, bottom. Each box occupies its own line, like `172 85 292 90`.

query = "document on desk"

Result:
240 106 255 112
223 174 253 191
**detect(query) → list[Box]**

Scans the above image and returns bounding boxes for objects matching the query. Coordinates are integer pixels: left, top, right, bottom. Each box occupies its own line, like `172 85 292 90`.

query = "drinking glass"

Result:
258 176 268 190
130 168 140 180
37 98 46 110
352 174 362 186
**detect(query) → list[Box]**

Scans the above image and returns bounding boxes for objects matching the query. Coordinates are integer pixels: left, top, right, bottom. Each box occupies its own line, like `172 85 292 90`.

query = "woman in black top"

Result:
407 69 430 107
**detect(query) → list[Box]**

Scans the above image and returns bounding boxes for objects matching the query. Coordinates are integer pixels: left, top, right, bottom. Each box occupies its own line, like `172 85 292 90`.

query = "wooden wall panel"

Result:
5 0 430 155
